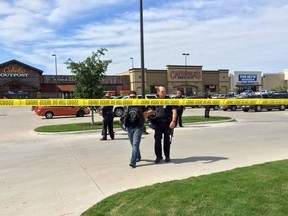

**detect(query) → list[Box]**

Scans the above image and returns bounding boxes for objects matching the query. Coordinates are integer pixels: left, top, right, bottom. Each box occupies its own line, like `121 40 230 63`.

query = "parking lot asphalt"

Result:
0 107 288 216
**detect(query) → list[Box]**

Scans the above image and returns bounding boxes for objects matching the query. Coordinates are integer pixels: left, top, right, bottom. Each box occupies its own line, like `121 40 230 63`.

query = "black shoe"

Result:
129 164 136 168
111 137 115 140
165 157 171 162
155 157 163 164
179 125 183 127
136 157 141 162
100 137 107 141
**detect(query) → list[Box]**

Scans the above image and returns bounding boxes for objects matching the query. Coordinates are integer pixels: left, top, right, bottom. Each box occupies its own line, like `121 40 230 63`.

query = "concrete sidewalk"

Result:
1 108 288 216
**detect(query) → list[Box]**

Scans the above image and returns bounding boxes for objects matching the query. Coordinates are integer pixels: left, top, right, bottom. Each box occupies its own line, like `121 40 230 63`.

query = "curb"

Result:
34 119 236 135
184 118 236 126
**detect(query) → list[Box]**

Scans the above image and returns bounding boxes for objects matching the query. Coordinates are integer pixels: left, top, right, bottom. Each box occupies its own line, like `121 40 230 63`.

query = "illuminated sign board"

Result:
238 74 257 84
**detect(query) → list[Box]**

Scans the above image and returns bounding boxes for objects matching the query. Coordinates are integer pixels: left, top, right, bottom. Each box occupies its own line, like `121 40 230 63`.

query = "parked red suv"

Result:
34 106 90 119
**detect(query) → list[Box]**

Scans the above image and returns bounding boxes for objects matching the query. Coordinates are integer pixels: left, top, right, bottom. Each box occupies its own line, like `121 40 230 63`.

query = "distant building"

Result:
1 59 287 98
0 60 42 98
262 71 288 91
125 65 230 96
230 70 288 93
0 60 129 98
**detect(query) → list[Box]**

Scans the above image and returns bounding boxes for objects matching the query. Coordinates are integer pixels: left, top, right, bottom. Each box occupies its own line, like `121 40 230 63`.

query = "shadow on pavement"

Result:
113 137 130 141
173 156 228 164
136 156 228 167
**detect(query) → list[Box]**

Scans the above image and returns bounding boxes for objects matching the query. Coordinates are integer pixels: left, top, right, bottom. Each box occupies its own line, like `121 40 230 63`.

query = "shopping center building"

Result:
124 65 230 96
0 59 287 98
230 70 288 94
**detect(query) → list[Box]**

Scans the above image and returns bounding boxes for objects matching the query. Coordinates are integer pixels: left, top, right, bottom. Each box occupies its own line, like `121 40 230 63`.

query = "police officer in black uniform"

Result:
175 90 185 127
154 86 177 163
204 89 212 118
100 94 114 140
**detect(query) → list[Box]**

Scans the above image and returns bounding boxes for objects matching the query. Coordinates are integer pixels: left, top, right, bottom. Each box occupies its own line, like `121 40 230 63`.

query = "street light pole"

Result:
130 57 134 68
52 54 58 98
140 0 145 98
182 53 190 95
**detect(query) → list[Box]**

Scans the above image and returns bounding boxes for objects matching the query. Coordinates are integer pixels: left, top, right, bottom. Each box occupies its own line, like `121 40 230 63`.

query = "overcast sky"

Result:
0 0 287 75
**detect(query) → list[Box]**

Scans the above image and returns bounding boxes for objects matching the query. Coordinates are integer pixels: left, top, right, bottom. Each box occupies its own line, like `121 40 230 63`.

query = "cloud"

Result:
0 0 53 45
47 0 126 24
0 0 288 76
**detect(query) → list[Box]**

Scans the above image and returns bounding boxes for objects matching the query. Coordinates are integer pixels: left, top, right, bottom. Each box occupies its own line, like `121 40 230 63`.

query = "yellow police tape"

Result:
0 98 288 106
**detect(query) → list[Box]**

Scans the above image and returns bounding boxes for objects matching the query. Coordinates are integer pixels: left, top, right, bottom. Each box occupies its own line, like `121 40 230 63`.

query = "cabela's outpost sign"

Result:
0 66 29 77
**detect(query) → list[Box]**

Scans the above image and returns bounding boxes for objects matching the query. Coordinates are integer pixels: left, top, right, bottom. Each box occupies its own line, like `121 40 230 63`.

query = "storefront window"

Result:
238 86 257 93
205 85 216 92
186 88 193 96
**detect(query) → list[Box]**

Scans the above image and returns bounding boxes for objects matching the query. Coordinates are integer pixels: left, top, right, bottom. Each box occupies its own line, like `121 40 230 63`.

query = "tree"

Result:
65 48 112 124
270 86 288 92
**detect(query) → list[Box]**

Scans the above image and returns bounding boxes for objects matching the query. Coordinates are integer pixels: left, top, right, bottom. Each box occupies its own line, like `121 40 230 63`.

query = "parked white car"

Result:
113 94 157 117
255 90 275 95
240 90 254 95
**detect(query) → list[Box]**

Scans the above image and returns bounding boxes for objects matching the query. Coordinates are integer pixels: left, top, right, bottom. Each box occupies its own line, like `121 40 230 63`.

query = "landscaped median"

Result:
81 160 288 216
34 116 232 133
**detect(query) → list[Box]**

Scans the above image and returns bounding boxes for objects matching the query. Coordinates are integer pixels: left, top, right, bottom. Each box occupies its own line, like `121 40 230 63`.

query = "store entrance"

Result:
3 91 29 98
238 86 257 94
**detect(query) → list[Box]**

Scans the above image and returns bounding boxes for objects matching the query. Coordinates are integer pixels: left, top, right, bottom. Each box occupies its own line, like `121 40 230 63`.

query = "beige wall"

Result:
202 70 219 93
129 69 167 94
219 70 230 94
129 69 145 94
146 70 167 93
166 65 203 95
262 73 286 90
127 65 230 96
284 69 288 81
284 69 288 89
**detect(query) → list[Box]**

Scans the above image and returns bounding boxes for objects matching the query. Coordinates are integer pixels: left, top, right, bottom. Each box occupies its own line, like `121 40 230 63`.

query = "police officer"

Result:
154 86 177 163
175 90 185 127
204 89 212 118
100 94 114 140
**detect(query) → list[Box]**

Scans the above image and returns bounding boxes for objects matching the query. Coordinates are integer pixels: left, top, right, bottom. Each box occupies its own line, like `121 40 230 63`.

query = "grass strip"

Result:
82 160 288 216
34 116 231 132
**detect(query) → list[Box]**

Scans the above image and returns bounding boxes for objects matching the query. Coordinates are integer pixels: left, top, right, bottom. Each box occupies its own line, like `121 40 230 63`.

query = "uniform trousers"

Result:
154 121 171 159
102 117 114 139
176 108 183 127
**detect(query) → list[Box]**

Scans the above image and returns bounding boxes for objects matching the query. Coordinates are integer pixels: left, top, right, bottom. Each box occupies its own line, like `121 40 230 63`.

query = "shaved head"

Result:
157 86 166 98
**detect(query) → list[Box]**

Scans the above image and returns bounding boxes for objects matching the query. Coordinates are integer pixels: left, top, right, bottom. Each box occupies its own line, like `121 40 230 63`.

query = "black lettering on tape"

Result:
40 100 52 106
52 100 58 106
0 100 14 106
58 100 67 106
123 100 133 105
26 100 38 106
99 100 111 106
67 100 79 106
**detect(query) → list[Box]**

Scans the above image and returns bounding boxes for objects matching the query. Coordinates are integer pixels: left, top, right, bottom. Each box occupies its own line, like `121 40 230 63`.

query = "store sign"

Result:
170 70 201 80
0 67 29 78
239 74 257 84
